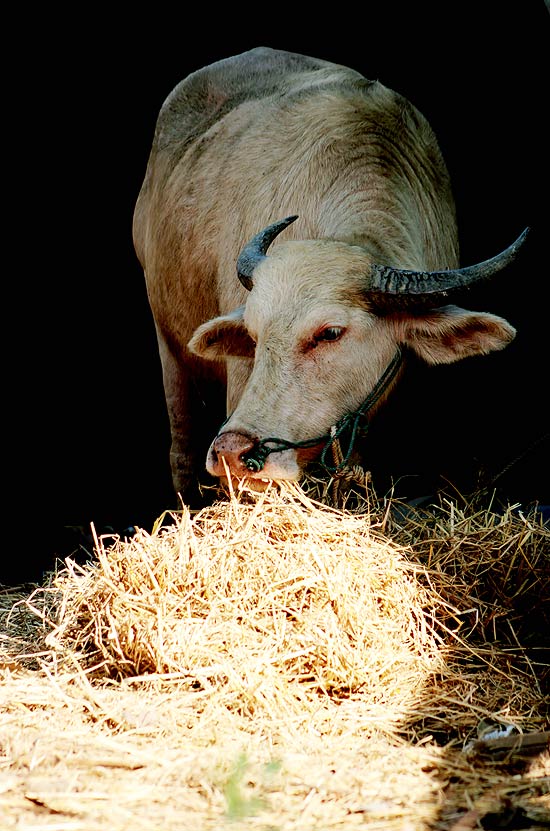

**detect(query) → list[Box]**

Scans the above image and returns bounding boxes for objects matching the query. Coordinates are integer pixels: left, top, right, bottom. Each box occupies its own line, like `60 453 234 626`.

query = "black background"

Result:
6 3 549 584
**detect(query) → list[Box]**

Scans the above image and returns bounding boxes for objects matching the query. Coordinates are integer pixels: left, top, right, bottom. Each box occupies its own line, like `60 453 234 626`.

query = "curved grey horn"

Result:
366 227 529 312
237 215 299 290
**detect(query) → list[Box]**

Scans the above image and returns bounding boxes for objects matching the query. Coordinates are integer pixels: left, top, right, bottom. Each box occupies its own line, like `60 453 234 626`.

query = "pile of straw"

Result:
1 481 548 829
33 484 449 712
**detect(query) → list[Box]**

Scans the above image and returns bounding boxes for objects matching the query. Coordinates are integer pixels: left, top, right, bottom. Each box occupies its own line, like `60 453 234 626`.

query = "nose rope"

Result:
239 347 403 474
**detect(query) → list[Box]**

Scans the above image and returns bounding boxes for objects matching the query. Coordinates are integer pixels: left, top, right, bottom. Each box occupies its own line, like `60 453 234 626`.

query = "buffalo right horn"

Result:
237 215 299 290
366 227 529 311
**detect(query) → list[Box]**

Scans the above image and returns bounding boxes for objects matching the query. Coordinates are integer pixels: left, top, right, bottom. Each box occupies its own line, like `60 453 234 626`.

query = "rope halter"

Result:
239 347 403 474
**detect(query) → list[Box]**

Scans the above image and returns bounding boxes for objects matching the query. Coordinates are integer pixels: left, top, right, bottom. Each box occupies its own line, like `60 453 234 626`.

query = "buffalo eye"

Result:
314 326 345 345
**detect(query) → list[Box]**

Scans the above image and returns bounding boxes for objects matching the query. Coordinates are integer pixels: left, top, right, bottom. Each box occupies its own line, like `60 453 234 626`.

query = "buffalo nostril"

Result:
208 432 256 476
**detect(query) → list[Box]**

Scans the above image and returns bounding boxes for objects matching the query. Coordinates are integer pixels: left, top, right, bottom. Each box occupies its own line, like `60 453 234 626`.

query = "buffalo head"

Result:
188 216 526 484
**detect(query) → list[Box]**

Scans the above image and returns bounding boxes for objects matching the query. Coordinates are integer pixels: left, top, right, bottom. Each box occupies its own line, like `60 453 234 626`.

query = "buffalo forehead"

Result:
245 240 372 306
244 264 376 341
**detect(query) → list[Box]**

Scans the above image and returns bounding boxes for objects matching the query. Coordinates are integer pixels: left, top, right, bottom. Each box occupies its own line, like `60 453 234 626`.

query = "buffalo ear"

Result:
188 307 255 359
391 304 516 364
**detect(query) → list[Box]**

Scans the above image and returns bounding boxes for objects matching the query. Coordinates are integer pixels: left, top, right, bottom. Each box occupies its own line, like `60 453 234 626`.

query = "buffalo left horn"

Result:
366 227 529 311
237 215 299 290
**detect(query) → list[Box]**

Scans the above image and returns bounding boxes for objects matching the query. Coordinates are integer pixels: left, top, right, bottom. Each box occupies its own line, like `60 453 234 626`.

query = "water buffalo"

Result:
133 46 527 502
